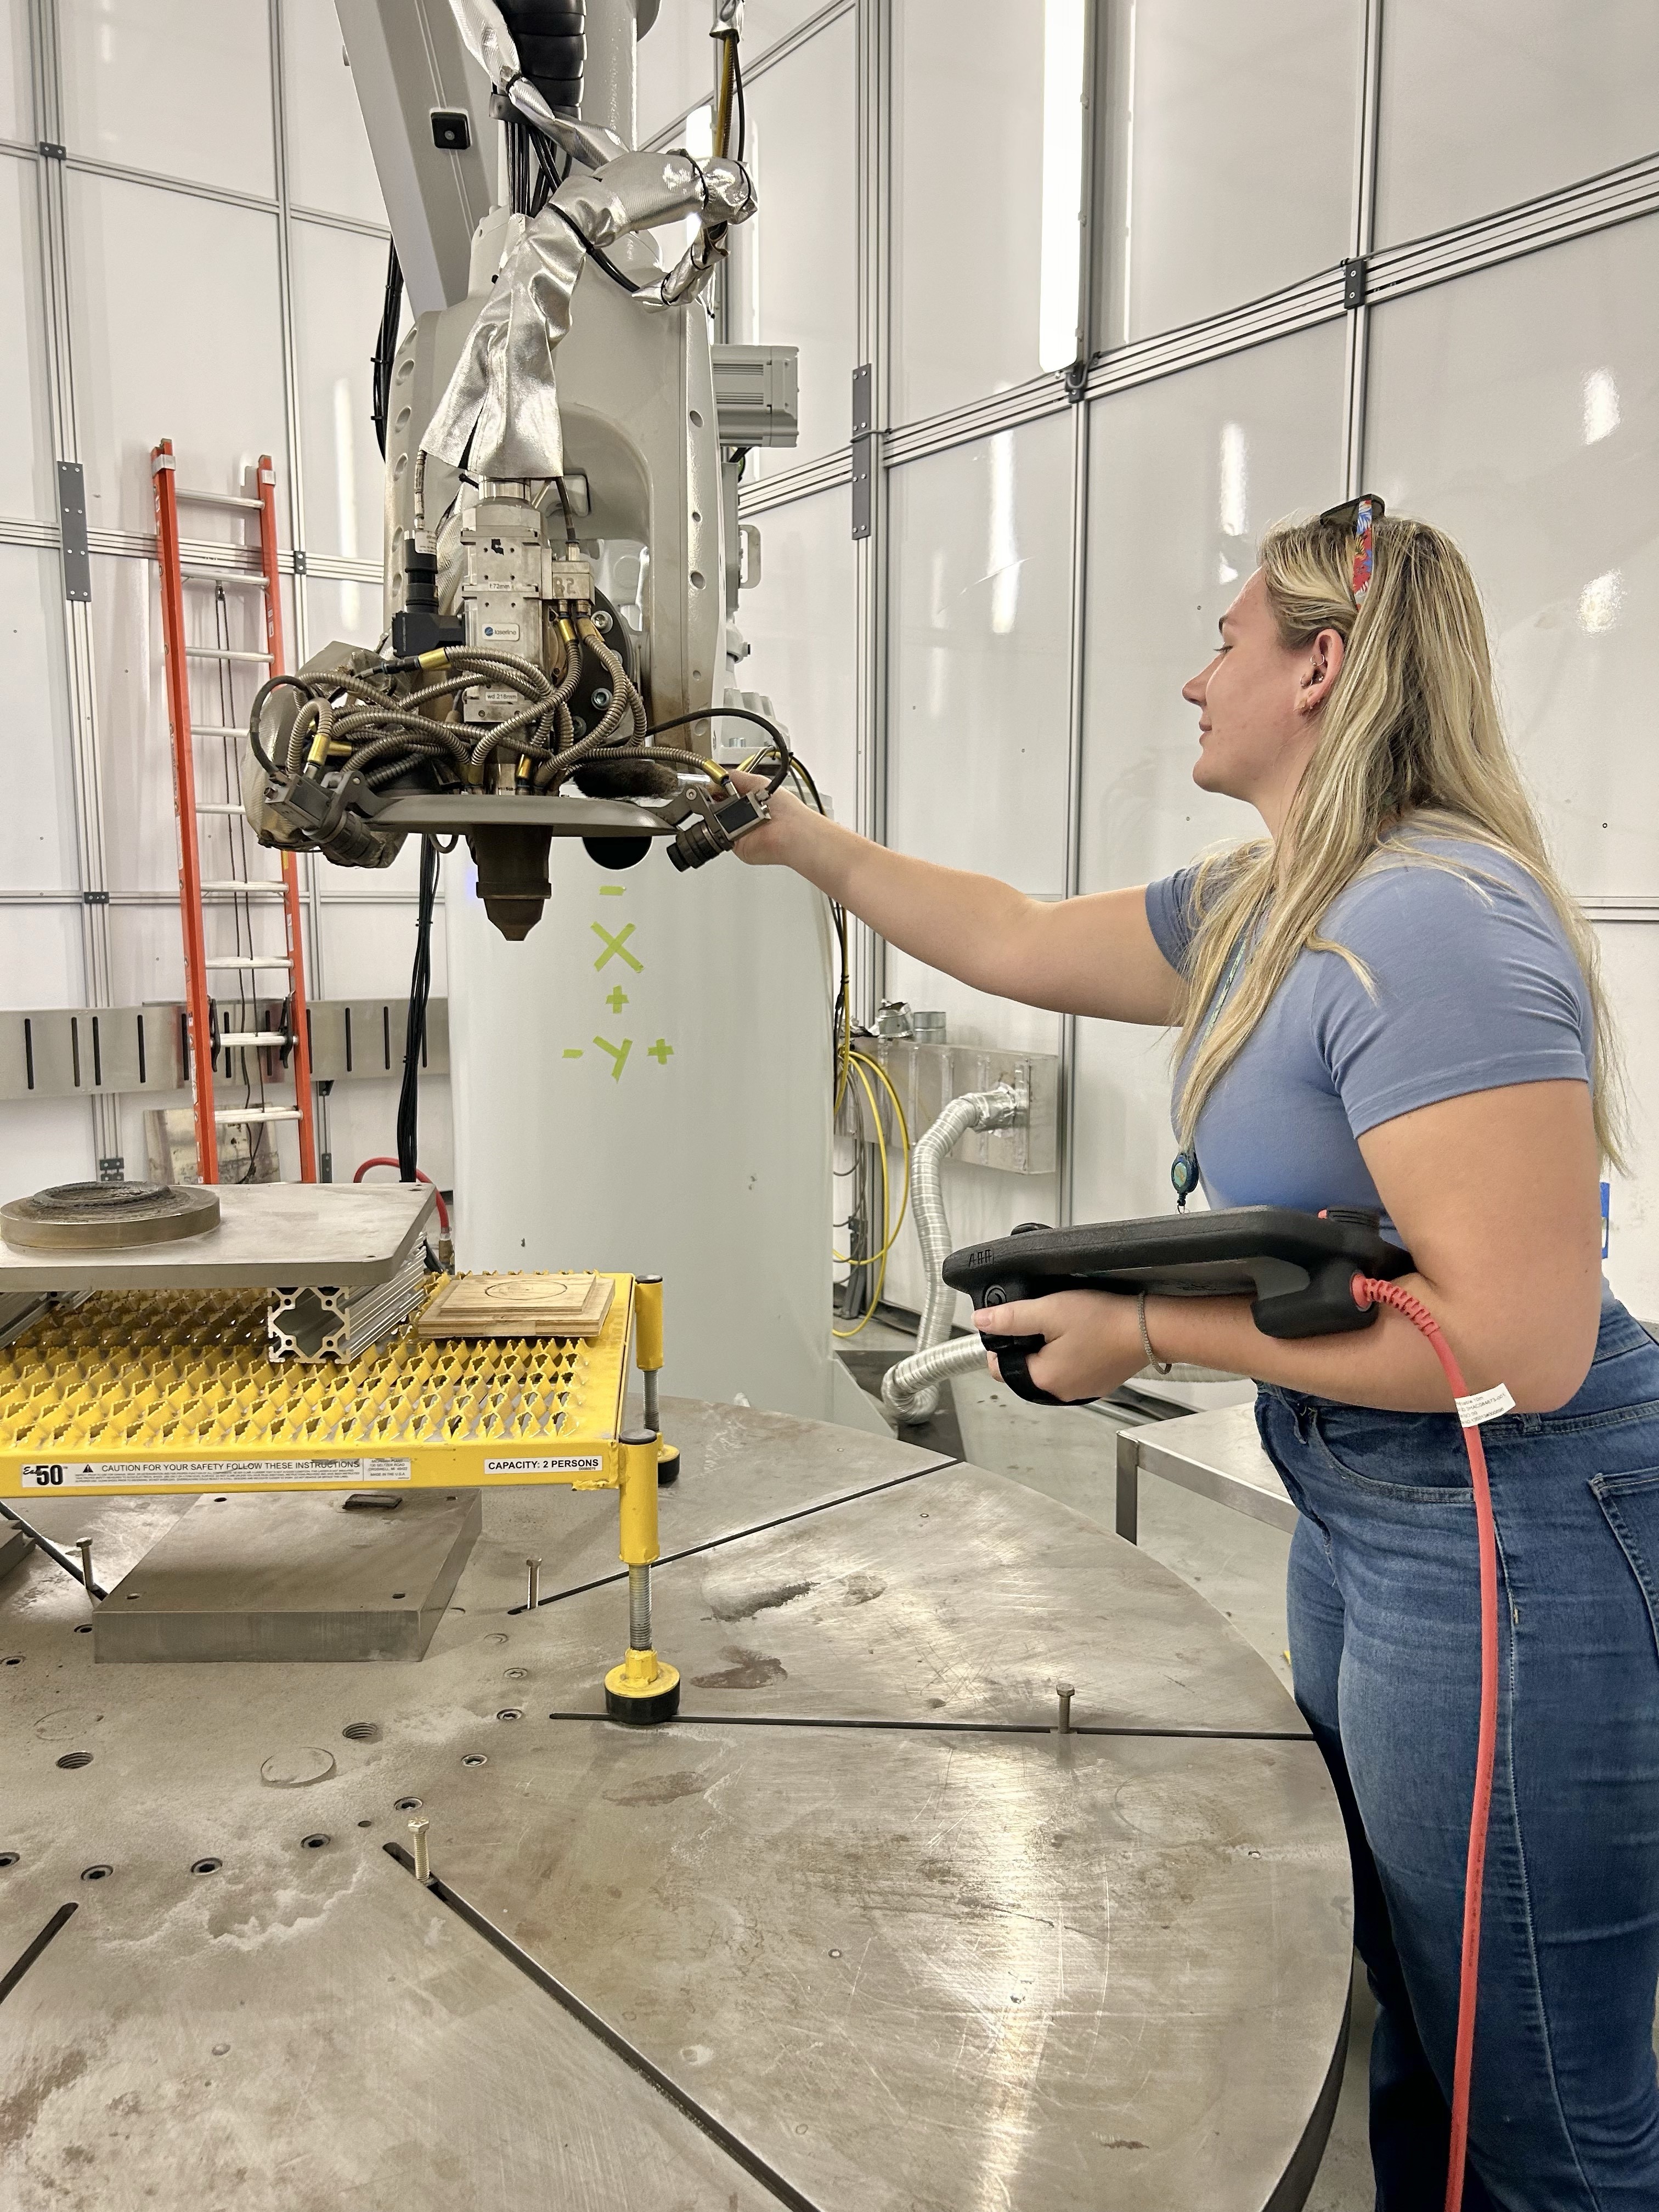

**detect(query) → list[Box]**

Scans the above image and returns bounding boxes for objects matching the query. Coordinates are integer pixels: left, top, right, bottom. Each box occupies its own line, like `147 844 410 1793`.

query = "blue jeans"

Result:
1256 1296 1659 2210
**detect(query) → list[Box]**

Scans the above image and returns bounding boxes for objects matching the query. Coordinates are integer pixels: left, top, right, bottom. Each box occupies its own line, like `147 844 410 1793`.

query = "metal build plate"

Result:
0 1181 437 1292
91 1488 483 1663
0 1276 635 1499
0 1407 1350 2211
0 1864 780 2212
527 1458 1307 1737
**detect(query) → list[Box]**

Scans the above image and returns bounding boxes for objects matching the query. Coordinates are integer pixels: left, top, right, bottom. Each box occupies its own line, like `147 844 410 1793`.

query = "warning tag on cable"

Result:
1454 1384 1514 1426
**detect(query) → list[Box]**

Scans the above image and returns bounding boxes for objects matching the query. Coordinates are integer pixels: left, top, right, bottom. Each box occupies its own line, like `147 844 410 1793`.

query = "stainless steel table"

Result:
1115 1400 1299 1543
1 1398 1350 2211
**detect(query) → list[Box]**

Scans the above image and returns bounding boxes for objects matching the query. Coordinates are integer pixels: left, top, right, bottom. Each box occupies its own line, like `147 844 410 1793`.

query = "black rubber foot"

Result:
605 1677 681 1725
656 1446 680 1487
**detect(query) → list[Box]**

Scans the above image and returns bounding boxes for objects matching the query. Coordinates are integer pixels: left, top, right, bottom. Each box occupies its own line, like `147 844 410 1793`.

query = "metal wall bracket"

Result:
1342 256 1369 309
850 363 874 540
55 461 91 602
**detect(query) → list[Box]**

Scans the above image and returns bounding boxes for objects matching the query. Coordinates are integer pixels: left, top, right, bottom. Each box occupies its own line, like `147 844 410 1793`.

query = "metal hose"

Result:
880 1084 1021 1424
879 1335 990 1423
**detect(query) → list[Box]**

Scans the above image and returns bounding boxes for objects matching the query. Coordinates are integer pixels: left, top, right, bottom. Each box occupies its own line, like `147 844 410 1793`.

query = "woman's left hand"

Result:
970 1289 1151 1403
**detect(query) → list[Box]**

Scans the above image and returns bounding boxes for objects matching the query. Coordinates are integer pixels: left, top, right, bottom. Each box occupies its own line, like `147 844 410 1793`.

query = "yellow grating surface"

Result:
0 1276 634 1492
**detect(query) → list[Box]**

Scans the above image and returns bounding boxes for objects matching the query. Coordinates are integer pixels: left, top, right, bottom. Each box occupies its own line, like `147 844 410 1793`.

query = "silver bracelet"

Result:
1137 1290 1173 1376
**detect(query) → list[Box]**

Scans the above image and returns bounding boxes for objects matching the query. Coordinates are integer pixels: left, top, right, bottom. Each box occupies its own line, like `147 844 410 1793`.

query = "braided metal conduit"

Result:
881 1085 1022 1424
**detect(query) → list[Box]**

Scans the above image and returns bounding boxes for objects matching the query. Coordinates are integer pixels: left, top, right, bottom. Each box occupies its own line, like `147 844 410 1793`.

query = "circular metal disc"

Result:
0 1181 222 1252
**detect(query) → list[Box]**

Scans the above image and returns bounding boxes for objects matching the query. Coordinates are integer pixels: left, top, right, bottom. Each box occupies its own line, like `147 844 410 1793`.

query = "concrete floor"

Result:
847 1321 1376 2211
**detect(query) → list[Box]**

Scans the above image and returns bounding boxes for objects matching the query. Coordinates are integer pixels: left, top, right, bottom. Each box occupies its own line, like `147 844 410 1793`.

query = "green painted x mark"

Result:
591 919 642 973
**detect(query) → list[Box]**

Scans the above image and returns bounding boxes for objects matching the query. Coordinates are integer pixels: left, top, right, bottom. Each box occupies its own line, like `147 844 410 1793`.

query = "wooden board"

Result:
415 1271 617 1340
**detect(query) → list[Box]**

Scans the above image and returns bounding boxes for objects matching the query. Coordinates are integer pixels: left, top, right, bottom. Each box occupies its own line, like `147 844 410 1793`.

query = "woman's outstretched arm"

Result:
738 786 1183 1025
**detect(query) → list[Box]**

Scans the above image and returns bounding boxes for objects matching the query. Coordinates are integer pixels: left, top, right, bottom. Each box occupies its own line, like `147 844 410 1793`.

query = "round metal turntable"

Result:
0 1400 1351 2209
0 1180 220 1252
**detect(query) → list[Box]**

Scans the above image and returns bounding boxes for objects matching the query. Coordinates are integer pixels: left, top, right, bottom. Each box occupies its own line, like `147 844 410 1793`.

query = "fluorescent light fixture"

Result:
1579 569 1622 634
1583 368 1620 446
1218 420 1247 541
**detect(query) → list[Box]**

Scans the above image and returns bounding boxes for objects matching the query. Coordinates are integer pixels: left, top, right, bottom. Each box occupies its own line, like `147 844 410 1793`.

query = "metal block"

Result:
844 1039 1059 1173
711 342 800 447
0 1518 33 1578
92 1486 482 1662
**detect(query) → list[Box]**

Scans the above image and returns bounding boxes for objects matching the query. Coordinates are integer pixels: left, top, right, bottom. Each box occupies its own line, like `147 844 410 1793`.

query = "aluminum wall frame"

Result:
708 0 1659 1229
5 0 398 1182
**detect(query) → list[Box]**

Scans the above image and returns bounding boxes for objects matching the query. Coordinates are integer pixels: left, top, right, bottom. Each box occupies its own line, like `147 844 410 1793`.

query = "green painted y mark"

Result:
591 920 643 973
593 1036 632 1081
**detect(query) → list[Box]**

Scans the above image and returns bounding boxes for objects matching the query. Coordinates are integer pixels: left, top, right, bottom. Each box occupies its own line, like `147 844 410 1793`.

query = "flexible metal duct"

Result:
881 1084 1021 1424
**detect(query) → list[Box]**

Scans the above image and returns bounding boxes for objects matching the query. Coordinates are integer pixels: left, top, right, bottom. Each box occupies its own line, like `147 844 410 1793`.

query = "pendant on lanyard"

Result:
1170 921 1257 1211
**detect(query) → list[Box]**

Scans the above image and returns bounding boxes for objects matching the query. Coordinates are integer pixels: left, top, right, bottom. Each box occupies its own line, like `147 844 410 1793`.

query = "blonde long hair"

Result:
1174 510 1624 1167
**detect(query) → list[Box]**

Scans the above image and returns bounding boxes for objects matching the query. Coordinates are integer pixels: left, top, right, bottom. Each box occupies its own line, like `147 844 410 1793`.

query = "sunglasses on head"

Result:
1318 492 1385 602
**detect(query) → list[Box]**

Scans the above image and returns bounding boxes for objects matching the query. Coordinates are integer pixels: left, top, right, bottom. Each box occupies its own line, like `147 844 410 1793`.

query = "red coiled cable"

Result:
1353 1274 1499 2212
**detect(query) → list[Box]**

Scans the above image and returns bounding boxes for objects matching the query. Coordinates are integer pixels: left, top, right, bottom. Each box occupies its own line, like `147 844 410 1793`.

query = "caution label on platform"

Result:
483 1455 606 1475
17 1457 413 1488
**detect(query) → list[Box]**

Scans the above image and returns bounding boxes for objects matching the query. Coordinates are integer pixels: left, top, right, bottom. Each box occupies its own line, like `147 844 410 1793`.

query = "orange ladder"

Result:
151 441 317 1184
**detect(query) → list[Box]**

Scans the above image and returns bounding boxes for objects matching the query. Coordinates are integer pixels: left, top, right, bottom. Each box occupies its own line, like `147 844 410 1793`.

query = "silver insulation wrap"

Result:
422 150 755 482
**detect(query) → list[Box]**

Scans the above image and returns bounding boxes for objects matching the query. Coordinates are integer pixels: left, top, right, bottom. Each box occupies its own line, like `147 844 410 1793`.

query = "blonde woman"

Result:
740 503 1659 2207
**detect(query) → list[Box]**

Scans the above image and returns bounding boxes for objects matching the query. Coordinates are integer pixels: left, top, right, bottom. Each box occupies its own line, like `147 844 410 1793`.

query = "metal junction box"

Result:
840 1041 1059 1175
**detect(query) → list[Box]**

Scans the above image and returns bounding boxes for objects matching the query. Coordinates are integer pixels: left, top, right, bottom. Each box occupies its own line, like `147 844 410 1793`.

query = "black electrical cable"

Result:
541 194 643 296
371 240 404 460
731 35 746 161
639 705 794 792
397 836 440 1182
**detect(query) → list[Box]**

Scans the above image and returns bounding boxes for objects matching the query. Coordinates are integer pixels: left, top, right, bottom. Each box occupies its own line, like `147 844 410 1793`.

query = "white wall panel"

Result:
0 153 58 522
325 1074 454 1197
1078 321 1346 896
881 412 1073 1311
1071 321 1345 1229
1364 219 1659 900
734 487 856 819
0 1098 96 1193
890 0 1051 421
91 551 275 901
1375 1 1659 249
290 217 394 565
0 905 83 1007
725 11 854 475
66 172 287 540
637 1 832 142
319 889 443 1001
0 545 79 891
283 0 386 224
304 572 383 653
887 412 1074 895
1097 0 1361 346
59 0 274 200
0 7 32 143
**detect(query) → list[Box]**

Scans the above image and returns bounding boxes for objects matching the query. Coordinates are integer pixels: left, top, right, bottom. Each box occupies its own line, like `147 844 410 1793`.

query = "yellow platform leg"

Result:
603 1429 681 1725
633 1273 679 1486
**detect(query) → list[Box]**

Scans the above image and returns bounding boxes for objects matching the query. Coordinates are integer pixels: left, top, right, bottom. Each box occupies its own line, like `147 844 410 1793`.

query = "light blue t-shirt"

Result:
1144 836 1594 1240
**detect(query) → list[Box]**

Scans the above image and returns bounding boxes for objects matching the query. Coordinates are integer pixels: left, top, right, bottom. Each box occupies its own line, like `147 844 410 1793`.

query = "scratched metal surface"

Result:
0 1856 781 2212
0 1403 1347 2210
527 1459 1308 1735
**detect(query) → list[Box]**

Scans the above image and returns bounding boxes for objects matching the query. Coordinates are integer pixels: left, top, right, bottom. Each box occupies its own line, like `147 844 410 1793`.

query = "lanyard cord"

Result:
1171 906 1263 1206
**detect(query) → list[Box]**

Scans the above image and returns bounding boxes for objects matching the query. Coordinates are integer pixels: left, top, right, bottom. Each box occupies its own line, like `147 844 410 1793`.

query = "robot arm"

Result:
256 0 793 937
